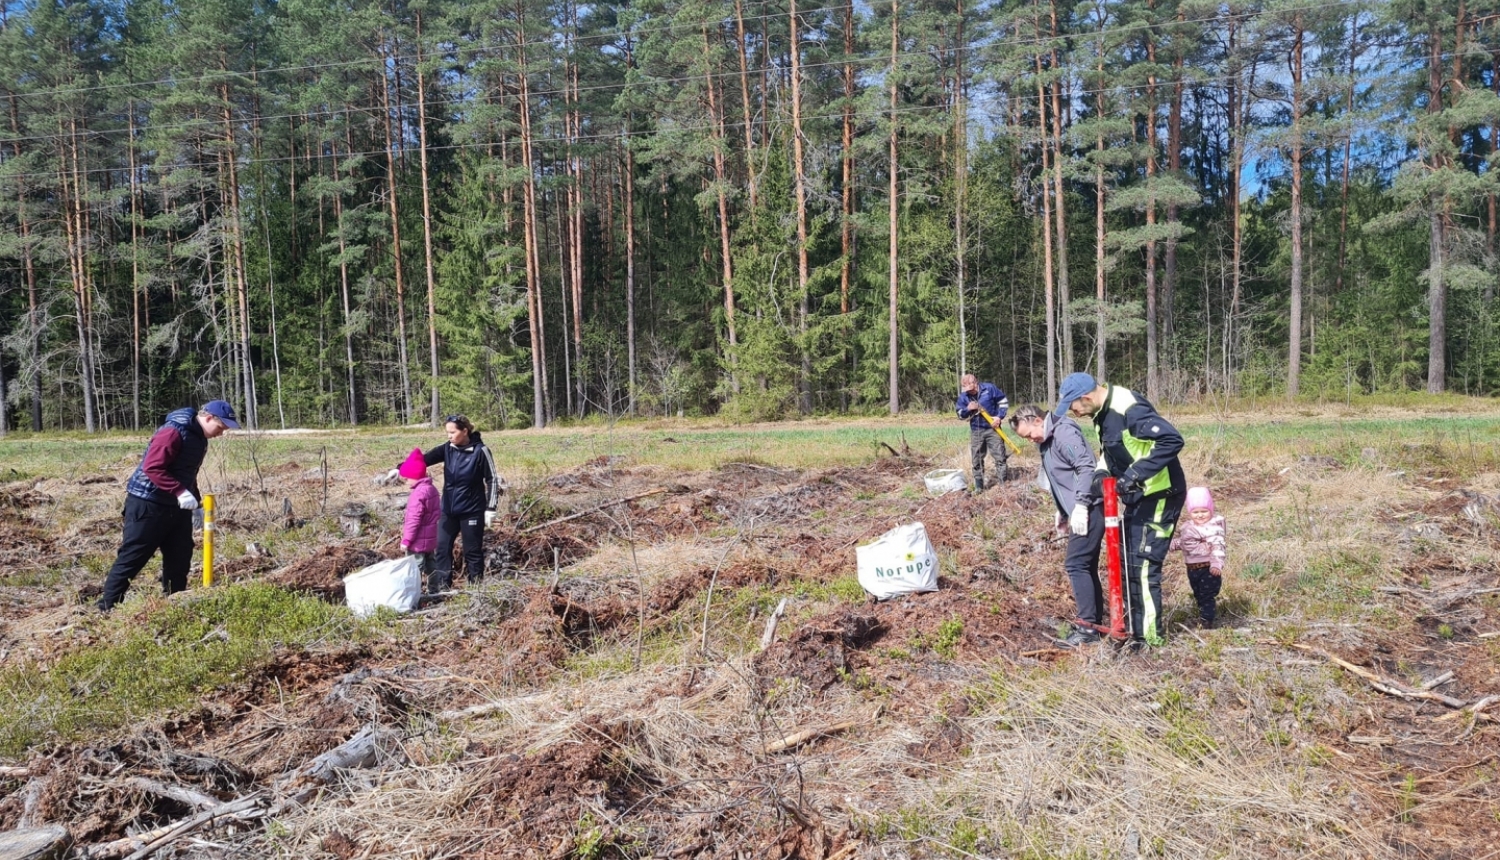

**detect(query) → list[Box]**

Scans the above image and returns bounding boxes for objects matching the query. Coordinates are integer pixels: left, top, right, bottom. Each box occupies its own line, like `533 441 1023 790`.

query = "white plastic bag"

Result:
923 468 967 495
857 522 940 600
345 555 422 617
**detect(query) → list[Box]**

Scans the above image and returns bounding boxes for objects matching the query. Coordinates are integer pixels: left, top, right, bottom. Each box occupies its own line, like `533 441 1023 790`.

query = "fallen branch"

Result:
1419 671 1454 691
0 764 30 778
1021 648 1069 659
1291 644 1468 709
1434 694 1500 724
79 795 266 860
763 717 863 755
125 777 221 812
520 488 667 534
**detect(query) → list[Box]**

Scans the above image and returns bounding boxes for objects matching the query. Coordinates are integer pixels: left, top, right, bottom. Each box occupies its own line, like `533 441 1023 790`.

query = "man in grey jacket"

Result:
1010 404 1104 647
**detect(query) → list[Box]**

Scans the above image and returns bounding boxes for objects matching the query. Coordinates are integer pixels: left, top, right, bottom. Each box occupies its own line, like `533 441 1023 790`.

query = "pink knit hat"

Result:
1185 486 1214 514
398 448 428 480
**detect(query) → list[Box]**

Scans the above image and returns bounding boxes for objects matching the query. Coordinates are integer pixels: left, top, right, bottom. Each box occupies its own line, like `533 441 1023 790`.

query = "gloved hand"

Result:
484 510 496 529
400 544 409 554
1116 470 1143 507
385 468 400 483
176 490 198 510
1069 503 1089 536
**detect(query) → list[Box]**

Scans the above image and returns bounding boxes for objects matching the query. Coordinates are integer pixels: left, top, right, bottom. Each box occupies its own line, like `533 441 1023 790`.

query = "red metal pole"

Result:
1102 476 1127 638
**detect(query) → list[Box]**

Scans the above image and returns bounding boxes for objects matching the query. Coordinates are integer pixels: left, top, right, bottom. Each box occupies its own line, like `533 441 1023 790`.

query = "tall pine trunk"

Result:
704 26 738 391
1036 48 1057 398
888 0 901 414
1287 17 1304 397
516 10 548 425
734 0 757 212
379 44 414 422
1144 14 1159 400
1162 44 1184 358
62 115 97 431
1427 18 1446 392
415 13 441 425
791 0 811 413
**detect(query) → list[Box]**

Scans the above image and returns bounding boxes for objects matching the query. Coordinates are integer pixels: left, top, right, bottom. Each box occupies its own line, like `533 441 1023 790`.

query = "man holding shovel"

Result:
97 400 239 611
955 373 1010 491
1056 373 1185 649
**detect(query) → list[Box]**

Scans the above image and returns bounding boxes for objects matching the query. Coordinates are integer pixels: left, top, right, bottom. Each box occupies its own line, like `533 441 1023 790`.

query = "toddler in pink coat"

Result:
1173 486 1227 627
398 448 440 587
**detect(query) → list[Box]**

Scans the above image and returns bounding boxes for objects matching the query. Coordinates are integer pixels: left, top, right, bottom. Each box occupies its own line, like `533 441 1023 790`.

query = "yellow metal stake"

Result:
202 493 216 587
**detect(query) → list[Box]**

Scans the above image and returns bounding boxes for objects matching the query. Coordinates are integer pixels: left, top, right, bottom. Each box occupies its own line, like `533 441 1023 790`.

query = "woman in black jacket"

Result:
423 415 501 591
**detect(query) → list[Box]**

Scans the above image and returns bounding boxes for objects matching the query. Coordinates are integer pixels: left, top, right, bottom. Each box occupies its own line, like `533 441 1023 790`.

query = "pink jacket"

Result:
1173 515 1226 571
402 477 440 553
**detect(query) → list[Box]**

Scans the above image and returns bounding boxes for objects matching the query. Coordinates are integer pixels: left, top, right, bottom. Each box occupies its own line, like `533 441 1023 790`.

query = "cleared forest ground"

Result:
0 406 1498 859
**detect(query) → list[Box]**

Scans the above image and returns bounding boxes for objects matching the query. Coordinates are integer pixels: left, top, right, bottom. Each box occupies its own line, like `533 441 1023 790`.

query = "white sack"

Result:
345 555 422 617
923 469 967 495
857 522 940 600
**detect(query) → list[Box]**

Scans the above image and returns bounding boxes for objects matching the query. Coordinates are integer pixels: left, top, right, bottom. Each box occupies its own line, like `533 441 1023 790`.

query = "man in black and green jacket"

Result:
1055 373 1185 648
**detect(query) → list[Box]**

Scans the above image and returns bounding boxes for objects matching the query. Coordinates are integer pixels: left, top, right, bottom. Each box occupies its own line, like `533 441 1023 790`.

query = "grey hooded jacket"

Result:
1038 413 1098 517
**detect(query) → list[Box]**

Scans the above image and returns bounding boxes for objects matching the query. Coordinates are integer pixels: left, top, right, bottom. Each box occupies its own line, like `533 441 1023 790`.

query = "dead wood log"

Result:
301 724 391 784
759 598 788 651
0 825 71 860
763 717 863 755
0 766 29 779
520 488 668 534
77 796 265 860
17 776 48 829
1291 644 1468 709
125 778 220 812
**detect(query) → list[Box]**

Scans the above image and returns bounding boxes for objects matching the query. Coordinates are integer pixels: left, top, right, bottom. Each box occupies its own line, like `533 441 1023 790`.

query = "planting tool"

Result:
975 406 1023 456
1076 476 1129 639
202 493 216 587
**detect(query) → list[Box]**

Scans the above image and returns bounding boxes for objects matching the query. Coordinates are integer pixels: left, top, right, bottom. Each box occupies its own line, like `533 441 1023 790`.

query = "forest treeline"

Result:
0 0 1497 432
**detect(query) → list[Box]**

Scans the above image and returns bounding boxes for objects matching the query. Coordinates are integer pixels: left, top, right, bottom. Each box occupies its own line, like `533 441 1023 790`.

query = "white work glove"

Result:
177 490 199 510
1069 503 1089 536
400 544 409 554
385 468 400 483
484 510 496 529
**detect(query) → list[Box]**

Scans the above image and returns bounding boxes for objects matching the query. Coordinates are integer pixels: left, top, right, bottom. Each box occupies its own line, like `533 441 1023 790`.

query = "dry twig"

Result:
1290 644 1467 709
519 488 667 534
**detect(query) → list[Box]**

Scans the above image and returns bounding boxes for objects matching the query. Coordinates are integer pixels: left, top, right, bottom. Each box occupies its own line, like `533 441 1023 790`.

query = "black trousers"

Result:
1186 562 1222 623
1064 504 1105 625
433 512 486 589
98 495 194 610
968 426 1009 487
1122 490 1184 644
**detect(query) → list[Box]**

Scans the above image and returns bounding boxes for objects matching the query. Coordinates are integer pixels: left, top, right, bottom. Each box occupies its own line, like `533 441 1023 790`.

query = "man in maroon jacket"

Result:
97 401 238 611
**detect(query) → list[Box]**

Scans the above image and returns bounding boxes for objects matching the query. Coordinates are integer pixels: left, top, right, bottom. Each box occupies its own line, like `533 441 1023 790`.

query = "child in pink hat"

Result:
398 448 440 588
1172 486 1226 627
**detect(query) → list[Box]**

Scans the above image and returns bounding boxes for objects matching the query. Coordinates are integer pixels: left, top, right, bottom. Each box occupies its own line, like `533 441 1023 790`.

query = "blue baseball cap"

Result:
1054 373 1097 417
203 399 241 428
